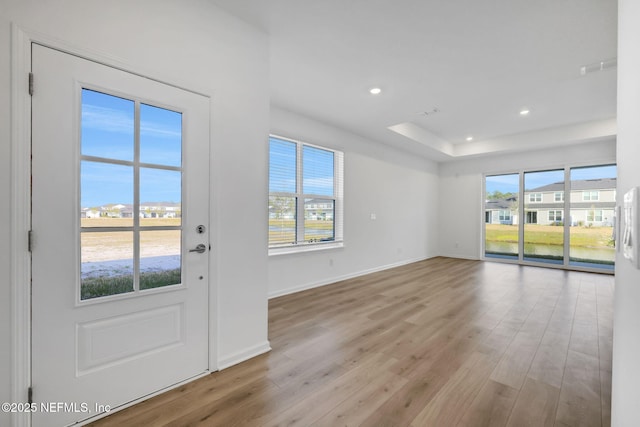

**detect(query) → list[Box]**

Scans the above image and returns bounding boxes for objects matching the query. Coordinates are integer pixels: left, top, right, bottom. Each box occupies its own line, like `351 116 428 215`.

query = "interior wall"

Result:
438 139 617 259
268 107 440 297
0 0 269 420
612 0 640 424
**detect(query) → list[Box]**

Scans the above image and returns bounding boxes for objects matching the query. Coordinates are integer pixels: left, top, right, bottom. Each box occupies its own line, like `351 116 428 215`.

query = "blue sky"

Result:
486 173 519 194
486 165 617 195
269 138 296 193
81 89 182 207
269 137 334 197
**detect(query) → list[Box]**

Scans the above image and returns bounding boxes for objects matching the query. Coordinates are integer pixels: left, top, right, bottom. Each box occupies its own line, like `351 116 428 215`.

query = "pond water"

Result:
485 241 615 266
269 225 334 237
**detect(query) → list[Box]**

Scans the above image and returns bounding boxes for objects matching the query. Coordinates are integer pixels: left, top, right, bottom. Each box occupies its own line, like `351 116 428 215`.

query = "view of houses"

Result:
81 202 181 219
304 199 335 221
485 178 616 226
268 197 335 221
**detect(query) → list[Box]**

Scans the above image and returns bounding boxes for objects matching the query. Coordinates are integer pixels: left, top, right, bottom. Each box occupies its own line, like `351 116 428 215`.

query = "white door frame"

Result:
9 24 218 427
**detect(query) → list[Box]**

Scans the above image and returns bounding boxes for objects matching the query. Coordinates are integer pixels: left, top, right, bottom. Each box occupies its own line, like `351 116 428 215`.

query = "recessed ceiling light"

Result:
520 109 530 116
466 136 473 141
369 87 382 95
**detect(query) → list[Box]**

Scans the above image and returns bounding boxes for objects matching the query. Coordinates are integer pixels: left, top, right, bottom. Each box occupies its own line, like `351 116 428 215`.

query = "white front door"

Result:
31 44 210 426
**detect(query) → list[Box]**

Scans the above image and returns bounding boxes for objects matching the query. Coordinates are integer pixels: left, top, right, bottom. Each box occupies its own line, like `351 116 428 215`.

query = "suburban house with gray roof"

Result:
485 196 518 225
486 178 616 227
524 177 615 226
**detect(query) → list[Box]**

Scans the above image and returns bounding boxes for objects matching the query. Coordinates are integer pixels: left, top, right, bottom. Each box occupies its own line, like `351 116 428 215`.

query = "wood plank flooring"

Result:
90 257 613 427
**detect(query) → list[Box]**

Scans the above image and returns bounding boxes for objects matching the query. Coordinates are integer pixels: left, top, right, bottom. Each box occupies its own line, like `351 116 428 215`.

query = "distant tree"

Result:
269 196 294 219
487 191 517 200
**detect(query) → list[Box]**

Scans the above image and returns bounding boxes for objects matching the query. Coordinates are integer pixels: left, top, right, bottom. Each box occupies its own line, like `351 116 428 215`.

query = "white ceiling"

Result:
211 0 617 161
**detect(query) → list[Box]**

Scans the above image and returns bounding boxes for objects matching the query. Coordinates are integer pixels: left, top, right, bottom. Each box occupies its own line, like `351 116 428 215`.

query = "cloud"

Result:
82 104 182 139
82 105 134 134
140 123 181 139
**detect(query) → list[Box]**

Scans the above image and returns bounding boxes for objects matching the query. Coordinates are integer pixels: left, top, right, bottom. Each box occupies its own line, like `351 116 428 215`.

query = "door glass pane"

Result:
303 146 334 196
304 198 334 242
269 196 296 246
140 104 182 167
569 165 617 270
485 174 519 260
139 166 182 290
81 161 134 227
269 137 297 193
524 170 564 264
81 231 134 300
140 230 181 290
81 89 134 161
140 168 182 226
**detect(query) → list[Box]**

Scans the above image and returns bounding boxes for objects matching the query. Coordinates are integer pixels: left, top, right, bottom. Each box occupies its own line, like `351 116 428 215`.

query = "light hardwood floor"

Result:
90 257 613 427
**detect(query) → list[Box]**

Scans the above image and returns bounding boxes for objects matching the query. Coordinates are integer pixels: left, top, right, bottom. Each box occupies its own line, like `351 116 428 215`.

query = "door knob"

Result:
189 244 207 254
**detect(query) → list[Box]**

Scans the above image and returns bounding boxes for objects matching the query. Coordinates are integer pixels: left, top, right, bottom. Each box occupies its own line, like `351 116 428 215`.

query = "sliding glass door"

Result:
569 165 617 270
485 174 519 260
523 169 565 264
484 164 616 271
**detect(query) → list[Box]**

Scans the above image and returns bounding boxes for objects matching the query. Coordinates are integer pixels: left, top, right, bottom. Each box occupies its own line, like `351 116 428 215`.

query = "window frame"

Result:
529 192 542 202
548 210 563 222
587 209 603 222
554 192 564 202
583 190 600 201
498 210 512 221
268 134 344 255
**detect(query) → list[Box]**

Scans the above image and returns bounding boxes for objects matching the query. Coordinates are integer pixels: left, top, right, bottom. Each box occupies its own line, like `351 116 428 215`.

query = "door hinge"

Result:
28 386 33 404
28 230 33 252
28 72 34 96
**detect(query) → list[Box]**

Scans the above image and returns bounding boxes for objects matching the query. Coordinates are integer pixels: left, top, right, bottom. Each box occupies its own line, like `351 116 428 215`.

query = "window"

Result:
80 89 183 300
485 164 616 270
268 135 344 251
587 210 603 222
548 210 563 222
529 193 542 202
499 210 511 221
583 191 599 201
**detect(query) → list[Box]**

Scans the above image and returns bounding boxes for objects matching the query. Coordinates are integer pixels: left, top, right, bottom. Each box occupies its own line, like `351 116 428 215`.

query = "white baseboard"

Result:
268 255 435 299
217 341 272 370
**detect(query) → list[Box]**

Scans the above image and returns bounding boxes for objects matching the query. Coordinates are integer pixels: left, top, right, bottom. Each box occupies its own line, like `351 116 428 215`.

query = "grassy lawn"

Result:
486 224 614 248
81 268 181 300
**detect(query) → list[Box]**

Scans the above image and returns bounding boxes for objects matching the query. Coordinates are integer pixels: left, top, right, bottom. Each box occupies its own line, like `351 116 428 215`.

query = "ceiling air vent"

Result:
580 58 617 76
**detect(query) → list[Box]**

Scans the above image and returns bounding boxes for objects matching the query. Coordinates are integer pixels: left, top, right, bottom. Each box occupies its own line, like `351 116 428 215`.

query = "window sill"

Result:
268 241 344 256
